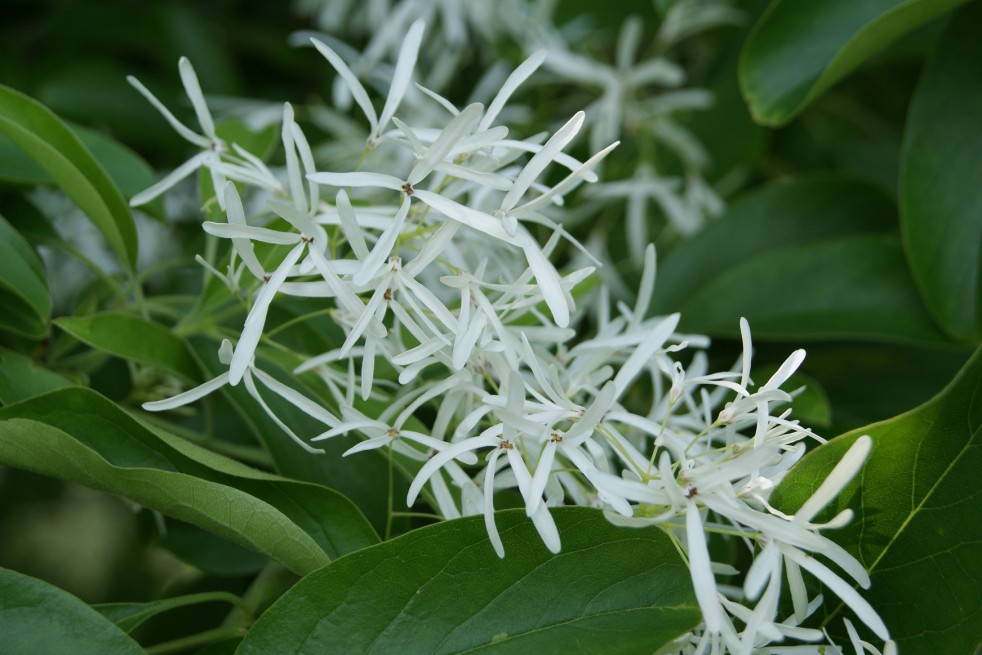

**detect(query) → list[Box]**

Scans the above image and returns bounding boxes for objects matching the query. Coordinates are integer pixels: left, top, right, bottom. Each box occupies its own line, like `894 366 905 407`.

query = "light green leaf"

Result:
0 388 379 574
771 347 982 652
740 0 970 126
900 2 982 342
0 567 145 655
0 212 50 338
237 508 700 655
653 177 944 343
56 312 200 383
0 84 138 270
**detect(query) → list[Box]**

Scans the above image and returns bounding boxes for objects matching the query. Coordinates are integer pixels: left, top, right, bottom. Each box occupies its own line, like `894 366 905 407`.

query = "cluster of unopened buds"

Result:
133 18 895 655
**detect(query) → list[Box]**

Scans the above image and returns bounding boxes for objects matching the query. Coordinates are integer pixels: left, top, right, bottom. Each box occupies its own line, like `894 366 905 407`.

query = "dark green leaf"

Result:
740 0 969 126
900 2 982 342
653 176 944 343
0 388 379 574
0 85 138 270
0 566 144 655
56 312 200 383
96 591 244 633
0 212 50 338
0 347 74 404
237 508 700 655
771 347 982 652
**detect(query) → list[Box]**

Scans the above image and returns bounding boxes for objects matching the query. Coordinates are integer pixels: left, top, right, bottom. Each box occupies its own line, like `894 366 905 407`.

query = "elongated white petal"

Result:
484 448 507 558
178 57 215 139
407 434 500 506
413 190 523 246
310 38 377 132
223 181 267 279
229 243 306 385
142 372 230 411
514 141 619 215
762 349 806 391
354 196 409 286
242 372 324 454
565 382 616 444
130 151 210 207
744 539 779 600
784 546 889 641
501 112 584 212
202 222 302 245
251 366 339 429
126 76 210 148
480 50 546 131
335 190 369 259
307 171 403 190
305 246 366 317
376 19 425 137
612 313 681 397
407 102 482 185
686 500 723 632
795 435 871 524
526 441 556 517
522 240 569 327
403 221 460 278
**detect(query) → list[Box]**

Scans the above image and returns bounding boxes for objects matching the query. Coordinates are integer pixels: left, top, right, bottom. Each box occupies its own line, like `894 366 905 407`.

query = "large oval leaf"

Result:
0 567 145 655
237 507 700 655
0 212 50 338
771 346 982 652
900 2 982 342
56 312 200 383
740 0 969 126
0 388 379 573
0 85 138 270
652 177 944 343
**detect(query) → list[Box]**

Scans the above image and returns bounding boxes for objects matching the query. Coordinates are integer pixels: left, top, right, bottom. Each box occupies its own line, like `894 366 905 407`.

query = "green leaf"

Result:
900 2 982 342
237 508 700 655
0 84 138 270
653 176 945 343
771 347 982 652
0 566 145 655
740 0 970 126
0 388 379 574
56 312 200 383
96 591 245 633
0 347 73 404
0 212 50 338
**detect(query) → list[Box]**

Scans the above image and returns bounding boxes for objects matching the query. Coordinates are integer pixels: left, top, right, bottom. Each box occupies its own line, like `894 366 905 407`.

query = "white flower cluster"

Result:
133 13 894 655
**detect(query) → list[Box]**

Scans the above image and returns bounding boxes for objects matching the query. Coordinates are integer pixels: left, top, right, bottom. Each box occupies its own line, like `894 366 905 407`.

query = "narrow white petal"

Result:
142 373 229 411
501 112 584 212
377 19 425 136
130 152 209 207
126 75 210 148
522 240 569 327
784 546 889 640
407 102 482 186
762 349 806 391
407 434 499 506
336 190 369 259
795 435 871 524
178 57 215 139
251 367 339 428
686 500 723 632
202 222 302 245
526 441 556 516
413 190 522 246
343 435 391 456
514 141 619 215
223 181 266 278
307 171 403 190
565 381 616 444
480 50 546 131
354 196 409 286
242 372 324 454
310 38 378 132
484 448 506 558
229 243 305 385
612 313 681 397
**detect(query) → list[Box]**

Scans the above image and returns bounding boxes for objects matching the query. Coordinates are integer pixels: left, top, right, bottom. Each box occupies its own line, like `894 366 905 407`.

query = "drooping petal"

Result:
142 372 230 411
310 38 378 133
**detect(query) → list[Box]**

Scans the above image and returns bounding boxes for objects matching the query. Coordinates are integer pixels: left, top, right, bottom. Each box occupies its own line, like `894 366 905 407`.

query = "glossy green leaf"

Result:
0 566 145 655
96 591 244 633
771 347 982 652
900 2 982 342
56 312 200 383
0 388 379 574
0 213 50 338
653 177 944 343
237 508 700 655
0 348 74 404
0 84 138 270
740 0 969 126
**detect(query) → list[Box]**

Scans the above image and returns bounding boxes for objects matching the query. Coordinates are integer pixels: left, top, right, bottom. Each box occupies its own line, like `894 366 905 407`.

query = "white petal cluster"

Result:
131 11 892 655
